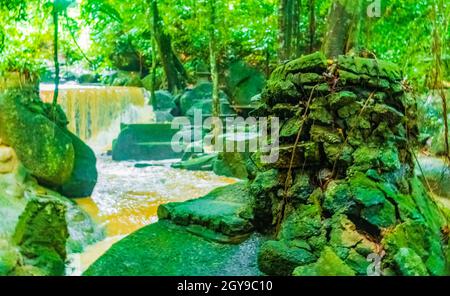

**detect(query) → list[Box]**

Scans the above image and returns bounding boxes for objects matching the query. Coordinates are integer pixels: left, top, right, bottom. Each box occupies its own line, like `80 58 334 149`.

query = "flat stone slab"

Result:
84 221 264 276
158 182 254 238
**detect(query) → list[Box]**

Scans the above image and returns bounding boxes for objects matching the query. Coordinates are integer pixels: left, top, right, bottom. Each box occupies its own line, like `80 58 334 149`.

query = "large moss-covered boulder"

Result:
253 52 449 276
225 61 265 107
0 90 75 186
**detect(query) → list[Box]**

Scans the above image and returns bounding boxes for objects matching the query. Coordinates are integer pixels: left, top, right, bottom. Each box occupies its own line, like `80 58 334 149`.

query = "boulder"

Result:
293 247 356 276
150 90 176 111
13 198 69 276
213 152 249 179
84 221 263 276
158 182 254 241
112 123 184 161
0 90 74 186
225 61 265 107
179 82 235 116
251 52 449 276
58 132 98 198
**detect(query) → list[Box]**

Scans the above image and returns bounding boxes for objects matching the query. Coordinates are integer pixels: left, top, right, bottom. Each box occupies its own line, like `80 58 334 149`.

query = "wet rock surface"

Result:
84 221 264 276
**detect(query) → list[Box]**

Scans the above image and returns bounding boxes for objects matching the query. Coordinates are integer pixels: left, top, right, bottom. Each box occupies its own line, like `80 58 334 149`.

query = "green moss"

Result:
293 247 356 276
258 240 317 276
283 52 328 74
310 125 343 144
0 91 75 186
13 198 69 276
329 91 357 109
394 248 429 276
213 152 249 179
85 221 263 276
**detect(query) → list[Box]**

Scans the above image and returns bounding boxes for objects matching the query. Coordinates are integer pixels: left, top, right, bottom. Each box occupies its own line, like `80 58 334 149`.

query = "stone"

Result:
292 73 325 85
58 132 98 198
112 123 184 161
287 172 314 203
337 55 402 81
84 221 264 276
13 198 69 276
272 103 300 119
292 247 356 276
310 125 343 144
172 153 217 171
279 204 323 241
150 90 176 111
394 248 429 276
179 82 232 116
264 79 301 106
280 117 304 139
284 52 328 75
271 143 321 169
213 152 249 179
158 182 254 238
258 240 316 276
0 90 75 186
0 145 17 174
225 61 265 106
382 220 446 276
323 181 356 215
329 91 358 109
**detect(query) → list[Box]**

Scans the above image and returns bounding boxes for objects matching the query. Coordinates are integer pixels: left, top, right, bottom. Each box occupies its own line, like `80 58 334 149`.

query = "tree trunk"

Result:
52 3 60 107
209 0 220 118
150 36 157 109
322 0 361 58
308 0 316 53
151 0 187 94
278 0 301 61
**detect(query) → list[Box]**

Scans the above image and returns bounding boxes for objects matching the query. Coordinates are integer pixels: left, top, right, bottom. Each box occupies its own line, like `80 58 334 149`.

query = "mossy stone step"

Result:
158 182 254 238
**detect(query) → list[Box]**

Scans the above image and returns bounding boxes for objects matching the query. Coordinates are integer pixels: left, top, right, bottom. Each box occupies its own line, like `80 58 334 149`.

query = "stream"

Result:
39 84 237 275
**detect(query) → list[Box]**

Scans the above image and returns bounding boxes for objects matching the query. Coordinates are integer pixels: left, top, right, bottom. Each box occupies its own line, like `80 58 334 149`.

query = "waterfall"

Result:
40 84 154 153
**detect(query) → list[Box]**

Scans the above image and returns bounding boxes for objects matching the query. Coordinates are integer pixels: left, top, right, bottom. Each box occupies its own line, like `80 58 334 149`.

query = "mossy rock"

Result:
213 152 249 179
58 132 98 198
258 240 317 276
0 91 74 186
292 247 356 276
158 182 254 238
393 248 429 276
0 239 19 275
84 221 264 276
225 61 265 106
337 55 402 81
13 198 69 276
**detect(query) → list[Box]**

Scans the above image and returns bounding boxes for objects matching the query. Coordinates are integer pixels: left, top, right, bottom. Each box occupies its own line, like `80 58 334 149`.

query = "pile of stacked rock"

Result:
251 52 449 275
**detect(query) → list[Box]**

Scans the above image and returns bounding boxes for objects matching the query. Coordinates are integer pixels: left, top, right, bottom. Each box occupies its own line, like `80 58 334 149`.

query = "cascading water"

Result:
39 83 236 275
40 83 154 152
